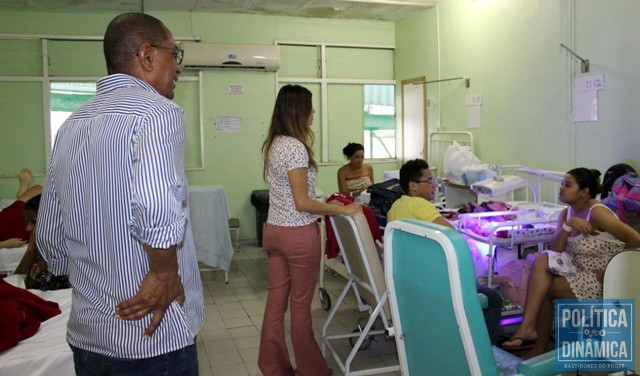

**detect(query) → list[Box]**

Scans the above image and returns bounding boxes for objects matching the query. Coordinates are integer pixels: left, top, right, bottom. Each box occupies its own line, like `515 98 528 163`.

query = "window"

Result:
277 43 396 163
49 80 203 169
364 84 396 159
50 82 96 146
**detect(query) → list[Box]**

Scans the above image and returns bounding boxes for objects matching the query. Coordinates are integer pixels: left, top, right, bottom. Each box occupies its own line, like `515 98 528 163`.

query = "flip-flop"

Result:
501 337 536 350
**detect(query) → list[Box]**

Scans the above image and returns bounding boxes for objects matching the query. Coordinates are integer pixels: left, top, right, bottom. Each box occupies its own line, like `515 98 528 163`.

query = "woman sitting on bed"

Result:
337 142 374 198
14 194 70 291
502 167 640 357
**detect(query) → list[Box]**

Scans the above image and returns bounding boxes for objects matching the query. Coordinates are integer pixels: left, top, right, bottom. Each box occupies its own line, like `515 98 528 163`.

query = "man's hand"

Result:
115 270 185 337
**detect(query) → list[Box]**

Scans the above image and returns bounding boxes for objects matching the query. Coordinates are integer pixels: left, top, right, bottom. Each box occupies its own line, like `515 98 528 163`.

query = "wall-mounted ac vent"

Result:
181 42 280 72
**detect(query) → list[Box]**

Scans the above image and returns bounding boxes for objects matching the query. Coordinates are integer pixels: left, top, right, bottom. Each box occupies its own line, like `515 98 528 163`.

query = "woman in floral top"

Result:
258 85 361 376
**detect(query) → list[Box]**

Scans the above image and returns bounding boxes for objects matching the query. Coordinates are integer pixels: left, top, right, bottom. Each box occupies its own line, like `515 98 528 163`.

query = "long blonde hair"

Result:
262 84 317 179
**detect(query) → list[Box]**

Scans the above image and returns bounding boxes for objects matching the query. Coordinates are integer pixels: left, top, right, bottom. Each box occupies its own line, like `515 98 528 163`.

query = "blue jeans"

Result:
477 285 503 346
71 342 199 376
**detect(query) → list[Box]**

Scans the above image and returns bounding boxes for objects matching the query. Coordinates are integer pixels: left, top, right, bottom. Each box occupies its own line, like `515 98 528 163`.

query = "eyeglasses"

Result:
150 44 184 65
414 177 435 184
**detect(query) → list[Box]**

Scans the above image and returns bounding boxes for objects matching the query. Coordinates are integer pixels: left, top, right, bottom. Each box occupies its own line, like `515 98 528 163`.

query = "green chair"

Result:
383 219 561 376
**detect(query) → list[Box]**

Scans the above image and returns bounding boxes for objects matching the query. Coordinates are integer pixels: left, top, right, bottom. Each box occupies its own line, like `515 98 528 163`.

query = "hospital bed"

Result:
0 280 74 375
428 130 474 180
0 198 28 276
383 219 562 375
0 244 28 275
321 213 400 375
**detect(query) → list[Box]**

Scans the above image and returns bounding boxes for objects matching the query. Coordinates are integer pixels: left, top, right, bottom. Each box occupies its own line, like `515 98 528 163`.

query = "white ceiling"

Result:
0 0 437 21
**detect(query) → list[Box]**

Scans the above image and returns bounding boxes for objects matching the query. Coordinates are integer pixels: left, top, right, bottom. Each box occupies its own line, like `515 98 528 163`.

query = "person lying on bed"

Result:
387 158 503 346
501 167 640 358
0 168 42 249
14 194 70 291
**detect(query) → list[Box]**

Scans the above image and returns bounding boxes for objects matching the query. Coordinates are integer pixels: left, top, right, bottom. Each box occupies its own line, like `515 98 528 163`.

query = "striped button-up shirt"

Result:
37 74 204 358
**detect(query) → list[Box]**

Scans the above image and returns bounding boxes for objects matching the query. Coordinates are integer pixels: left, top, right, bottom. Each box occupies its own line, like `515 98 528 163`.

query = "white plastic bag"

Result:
443 141 481 184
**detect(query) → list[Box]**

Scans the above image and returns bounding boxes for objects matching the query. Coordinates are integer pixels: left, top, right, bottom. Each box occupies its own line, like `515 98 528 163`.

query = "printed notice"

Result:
228 84 245 96
573 74 604 122
466 93 482 129
215 115 241 132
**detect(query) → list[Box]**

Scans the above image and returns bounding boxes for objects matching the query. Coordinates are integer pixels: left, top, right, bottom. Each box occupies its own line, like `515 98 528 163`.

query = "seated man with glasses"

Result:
387 159 446 227
387 158 503 346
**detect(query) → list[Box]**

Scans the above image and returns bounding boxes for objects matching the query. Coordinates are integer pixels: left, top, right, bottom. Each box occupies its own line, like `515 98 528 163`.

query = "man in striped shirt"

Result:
37 13 204 375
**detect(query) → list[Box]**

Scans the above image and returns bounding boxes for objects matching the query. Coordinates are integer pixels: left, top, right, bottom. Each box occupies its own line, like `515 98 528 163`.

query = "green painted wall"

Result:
395 0 640 175
0 9 398 241
9 0 638 242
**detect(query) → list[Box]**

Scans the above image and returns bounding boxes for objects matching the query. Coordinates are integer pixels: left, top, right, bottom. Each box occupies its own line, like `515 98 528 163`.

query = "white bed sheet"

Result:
0 244 28 274
0 287 74 376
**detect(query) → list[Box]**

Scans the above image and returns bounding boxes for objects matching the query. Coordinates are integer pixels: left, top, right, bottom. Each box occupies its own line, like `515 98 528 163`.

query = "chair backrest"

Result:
330 213 391 325
603 249 640 369
384 219 497 376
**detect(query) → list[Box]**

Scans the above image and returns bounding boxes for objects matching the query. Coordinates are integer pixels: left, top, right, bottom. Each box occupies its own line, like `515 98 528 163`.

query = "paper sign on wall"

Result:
466 93 482 129
215 115 241 132
228 84 245 96
573 74 604 122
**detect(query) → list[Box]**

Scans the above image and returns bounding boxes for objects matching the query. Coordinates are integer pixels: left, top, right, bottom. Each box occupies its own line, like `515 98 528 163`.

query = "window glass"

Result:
0 39 42 76
326 47 393 80
50 81 202 169
278 45 320 78
277 44 396 162
363 84 395 159
48 41 106 77
50 82 96 146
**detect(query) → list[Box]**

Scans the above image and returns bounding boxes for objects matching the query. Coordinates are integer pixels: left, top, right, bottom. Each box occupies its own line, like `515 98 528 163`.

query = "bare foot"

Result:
17 168 32 198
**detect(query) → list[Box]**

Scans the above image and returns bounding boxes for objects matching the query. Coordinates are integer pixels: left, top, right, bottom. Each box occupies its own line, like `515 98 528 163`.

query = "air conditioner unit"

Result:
181 42 280 72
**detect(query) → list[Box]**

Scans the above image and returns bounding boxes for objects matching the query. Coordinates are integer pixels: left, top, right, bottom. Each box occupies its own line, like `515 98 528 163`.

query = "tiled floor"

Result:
196 244 400 376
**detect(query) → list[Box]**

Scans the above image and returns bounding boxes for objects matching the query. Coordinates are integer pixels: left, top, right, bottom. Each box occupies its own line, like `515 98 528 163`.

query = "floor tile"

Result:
229 326 260 339
209 350 244 367
233 335 260 350
197 245 401 376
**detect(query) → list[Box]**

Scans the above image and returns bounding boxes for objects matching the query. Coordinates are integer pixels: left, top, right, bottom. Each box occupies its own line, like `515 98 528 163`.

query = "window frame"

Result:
275 41 396 164
0 35 204 171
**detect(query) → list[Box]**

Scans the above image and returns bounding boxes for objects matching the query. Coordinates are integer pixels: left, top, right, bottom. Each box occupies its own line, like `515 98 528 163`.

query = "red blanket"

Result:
325 193 383 259
0 279 62 352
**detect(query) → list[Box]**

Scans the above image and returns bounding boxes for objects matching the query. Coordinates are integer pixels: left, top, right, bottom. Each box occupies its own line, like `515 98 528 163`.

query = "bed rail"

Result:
500 165 564 205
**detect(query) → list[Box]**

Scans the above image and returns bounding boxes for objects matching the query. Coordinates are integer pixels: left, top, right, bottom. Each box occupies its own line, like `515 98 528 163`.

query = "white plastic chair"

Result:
321 213 399 375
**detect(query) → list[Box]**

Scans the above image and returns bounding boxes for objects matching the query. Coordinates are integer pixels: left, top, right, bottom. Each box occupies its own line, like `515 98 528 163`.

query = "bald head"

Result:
103 13 170 74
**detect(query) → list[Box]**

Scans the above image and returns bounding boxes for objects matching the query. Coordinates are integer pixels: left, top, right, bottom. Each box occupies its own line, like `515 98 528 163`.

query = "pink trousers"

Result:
258 222 331 376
